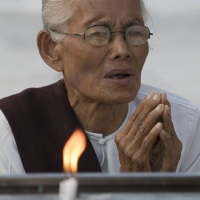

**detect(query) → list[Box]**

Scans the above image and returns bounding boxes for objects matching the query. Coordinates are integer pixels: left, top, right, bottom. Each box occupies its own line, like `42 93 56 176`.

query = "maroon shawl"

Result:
0 80 101 173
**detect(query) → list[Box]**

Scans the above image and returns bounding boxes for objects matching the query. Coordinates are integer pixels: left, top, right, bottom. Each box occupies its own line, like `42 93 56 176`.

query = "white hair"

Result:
42 0 78 41
140 0 149 23
42 0 148 42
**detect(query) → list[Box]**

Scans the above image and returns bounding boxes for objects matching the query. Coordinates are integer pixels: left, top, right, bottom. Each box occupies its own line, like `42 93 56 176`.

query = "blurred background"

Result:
0 0 200 108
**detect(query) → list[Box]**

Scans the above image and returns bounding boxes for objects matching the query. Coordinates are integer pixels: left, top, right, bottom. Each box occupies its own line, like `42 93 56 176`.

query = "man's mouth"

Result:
106 73 132 79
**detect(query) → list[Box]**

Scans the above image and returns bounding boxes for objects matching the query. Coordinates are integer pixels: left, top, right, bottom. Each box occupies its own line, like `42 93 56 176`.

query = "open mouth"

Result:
106 73 131 79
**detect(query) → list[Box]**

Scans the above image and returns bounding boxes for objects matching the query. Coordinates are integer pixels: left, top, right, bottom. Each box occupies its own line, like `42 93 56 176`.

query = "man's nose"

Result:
108 32 131 60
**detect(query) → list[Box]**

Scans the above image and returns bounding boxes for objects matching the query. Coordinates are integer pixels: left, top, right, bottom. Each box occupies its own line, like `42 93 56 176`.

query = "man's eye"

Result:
90 32 107 38
128 31 143 37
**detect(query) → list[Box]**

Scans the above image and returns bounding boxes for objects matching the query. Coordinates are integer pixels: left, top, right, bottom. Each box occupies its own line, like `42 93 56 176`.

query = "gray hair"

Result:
42 0 78 41
42 0 148 42
140 0 149 23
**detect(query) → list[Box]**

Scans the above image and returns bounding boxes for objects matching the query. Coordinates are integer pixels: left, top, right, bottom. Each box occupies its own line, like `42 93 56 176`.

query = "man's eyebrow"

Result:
124 20 141 28
84 18 142 30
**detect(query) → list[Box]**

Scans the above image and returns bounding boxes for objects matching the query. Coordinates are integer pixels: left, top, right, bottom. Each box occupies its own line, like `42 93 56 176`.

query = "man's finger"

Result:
130 104 164 149
140 122 163 154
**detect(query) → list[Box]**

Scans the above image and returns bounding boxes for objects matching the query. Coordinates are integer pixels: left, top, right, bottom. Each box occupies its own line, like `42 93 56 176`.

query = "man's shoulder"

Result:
137 84 200 114
0 80 64 107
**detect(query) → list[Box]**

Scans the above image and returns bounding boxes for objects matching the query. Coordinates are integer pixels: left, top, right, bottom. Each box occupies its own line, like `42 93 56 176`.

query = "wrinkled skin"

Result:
38 0 149 135
115 92 182 172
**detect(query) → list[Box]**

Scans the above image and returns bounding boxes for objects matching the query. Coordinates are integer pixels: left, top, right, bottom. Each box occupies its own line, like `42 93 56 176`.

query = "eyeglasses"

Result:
49 25 153 47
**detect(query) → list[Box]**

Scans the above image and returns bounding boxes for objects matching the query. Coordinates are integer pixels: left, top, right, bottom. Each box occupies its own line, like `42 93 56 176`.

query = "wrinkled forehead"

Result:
70 0 143 28
77 0 141 9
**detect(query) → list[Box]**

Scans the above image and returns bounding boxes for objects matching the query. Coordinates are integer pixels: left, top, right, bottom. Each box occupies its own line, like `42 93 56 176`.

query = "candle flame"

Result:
63 129 87 173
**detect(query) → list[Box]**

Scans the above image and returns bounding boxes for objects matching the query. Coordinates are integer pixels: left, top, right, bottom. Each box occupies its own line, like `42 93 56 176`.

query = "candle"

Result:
59 177 78 200
59 129 87 200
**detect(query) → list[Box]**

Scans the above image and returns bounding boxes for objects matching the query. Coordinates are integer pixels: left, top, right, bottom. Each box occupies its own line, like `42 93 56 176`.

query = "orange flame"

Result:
63 129 87 173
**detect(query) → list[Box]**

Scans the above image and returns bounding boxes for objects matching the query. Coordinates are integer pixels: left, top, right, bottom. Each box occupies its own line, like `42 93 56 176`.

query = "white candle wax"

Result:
59 177 78 200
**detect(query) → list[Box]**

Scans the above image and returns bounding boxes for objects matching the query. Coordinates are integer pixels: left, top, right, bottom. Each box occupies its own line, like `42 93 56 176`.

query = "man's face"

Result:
59 0 149 104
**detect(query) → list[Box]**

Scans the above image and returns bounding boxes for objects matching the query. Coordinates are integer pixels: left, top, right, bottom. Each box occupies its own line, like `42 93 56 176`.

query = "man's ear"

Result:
37 30 63 72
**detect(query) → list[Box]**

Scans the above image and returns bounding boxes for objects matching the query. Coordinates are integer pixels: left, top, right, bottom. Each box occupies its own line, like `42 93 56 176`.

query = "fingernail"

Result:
162 93 166 98
153 94 159 101
147 93 152 99
155 104 162 111
165 105 171 114
155 122 162 129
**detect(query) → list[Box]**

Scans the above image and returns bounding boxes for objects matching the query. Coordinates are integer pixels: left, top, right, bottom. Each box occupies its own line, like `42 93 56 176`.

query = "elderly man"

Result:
0 0 200 174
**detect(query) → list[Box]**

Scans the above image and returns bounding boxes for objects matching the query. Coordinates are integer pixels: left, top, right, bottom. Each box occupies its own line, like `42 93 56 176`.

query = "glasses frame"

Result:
48 25 153 46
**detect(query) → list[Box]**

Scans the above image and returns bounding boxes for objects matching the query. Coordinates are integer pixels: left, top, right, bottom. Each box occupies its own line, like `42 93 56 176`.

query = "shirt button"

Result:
98 139 106 145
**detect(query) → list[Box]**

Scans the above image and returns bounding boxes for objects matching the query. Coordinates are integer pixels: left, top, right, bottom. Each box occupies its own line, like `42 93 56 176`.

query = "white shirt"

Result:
0 84 200 174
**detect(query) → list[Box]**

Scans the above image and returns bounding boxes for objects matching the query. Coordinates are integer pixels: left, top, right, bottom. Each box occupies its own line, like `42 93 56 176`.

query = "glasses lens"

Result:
85 26 111 47
126 25 150 45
